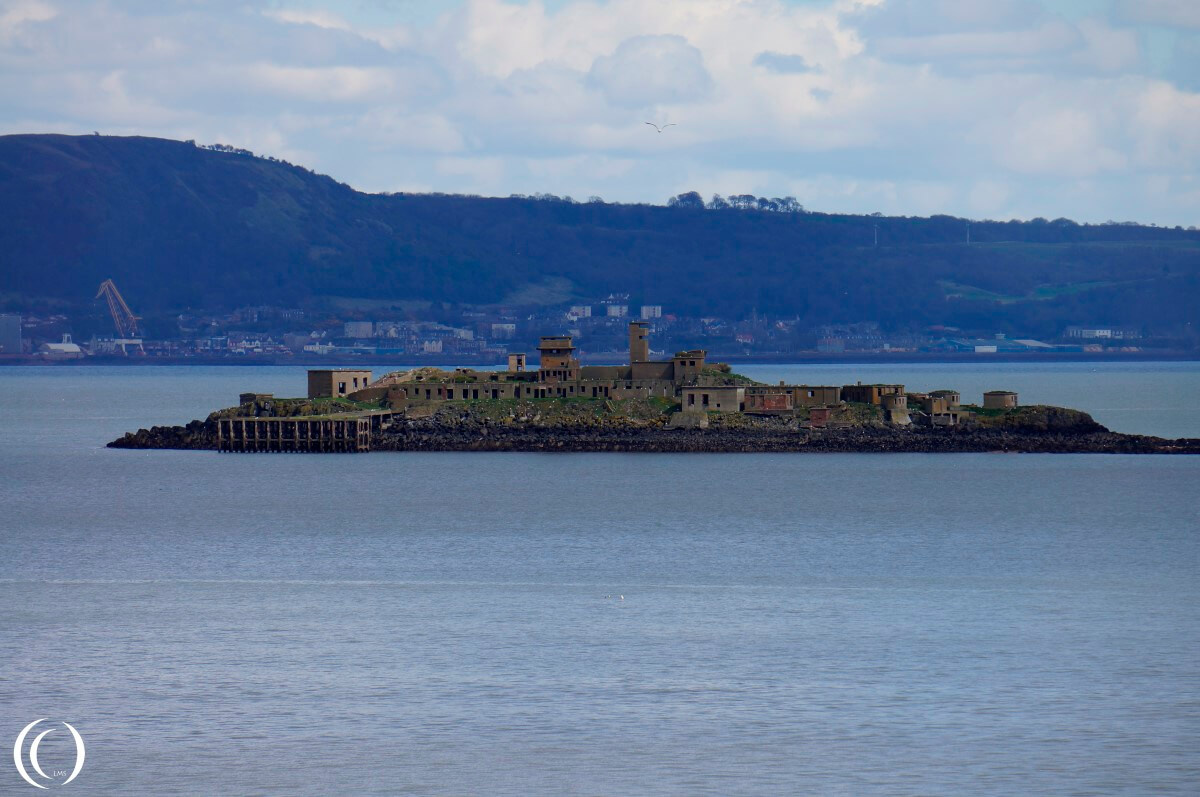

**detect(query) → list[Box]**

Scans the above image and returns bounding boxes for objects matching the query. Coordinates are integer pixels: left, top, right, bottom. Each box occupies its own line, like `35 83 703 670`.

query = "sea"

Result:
1 361 1198 795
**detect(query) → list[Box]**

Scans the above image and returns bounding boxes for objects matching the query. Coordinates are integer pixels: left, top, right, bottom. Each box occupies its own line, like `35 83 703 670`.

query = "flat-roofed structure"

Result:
308 369 373 398
682 386 744 413
983 390 1019 409
841 383 905 405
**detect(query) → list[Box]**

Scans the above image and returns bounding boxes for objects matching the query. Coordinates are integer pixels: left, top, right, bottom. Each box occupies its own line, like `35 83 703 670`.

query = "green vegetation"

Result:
424 395 679 427
962 404 1008 417
213 395 383 420
841 402 885 425
969 404 1104 433
937 279 1130 304
3 134 1198 338
700 367 761 386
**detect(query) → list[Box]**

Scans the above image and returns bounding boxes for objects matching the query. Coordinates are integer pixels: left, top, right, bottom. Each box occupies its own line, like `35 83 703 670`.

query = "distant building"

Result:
343 321 374 338
1064 326 1139 340
491 323 517 339
568 305 592 318
0 314 21 354
37 333 83 360
606 305 628 318
640 305 663 319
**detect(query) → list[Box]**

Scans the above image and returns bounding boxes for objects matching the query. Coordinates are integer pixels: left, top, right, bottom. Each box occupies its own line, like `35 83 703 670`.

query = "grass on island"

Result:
430 395 681 424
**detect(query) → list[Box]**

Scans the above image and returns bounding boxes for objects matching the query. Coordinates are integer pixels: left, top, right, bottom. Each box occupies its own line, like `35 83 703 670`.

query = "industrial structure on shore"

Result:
217 322 1018 452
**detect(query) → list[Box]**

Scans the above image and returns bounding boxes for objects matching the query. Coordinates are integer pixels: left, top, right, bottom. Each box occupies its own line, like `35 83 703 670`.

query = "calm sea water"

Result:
2 363 1198 795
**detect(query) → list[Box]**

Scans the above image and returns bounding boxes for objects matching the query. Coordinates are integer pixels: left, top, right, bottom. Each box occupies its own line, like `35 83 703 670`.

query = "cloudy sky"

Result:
2 0 1198 224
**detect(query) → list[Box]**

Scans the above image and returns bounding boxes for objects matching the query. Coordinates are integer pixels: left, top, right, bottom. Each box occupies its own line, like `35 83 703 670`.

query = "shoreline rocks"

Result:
108 418 216 450
107 415 1200 455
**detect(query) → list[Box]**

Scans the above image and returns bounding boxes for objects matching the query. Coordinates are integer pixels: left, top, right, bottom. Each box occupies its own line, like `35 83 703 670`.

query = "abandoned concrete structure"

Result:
296 324 987 424
744 384 842 413
308 369 373 398
682 386 745 413
204 321 1027 453
909 390 961 415
882 394 912 425
983 390 1019 409
629 321 650 363
337 323 717 405
841 383 905 405
239 392 274 405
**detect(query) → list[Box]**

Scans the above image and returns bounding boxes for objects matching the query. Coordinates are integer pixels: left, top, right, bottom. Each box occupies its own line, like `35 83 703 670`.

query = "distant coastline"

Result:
5 350 1198 367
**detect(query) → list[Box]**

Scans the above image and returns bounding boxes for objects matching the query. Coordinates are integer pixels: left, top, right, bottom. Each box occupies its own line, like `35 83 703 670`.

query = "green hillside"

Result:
1 133 1197 336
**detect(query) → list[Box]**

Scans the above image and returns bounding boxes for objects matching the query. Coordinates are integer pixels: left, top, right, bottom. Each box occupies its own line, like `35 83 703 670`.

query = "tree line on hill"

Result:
0 133 1197 339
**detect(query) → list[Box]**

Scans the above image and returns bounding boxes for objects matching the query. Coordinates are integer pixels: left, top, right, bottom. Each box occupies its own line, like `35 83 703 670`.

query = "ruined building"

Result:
265 323 1026 437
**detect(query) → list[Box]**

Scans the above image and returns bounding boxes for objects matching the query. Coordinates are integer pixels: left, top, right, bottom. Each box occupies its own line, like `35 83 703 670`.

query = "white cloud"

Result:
967 179 1014 216
872 21 1080 62
243 64 399 103
0 0 1197 224
348 108 465 153
588 34 713 108
0 0 55 44
995 105 1127 177
753 51 822 74
436 155 506 185
263 8 352 32
1114 0 1200 29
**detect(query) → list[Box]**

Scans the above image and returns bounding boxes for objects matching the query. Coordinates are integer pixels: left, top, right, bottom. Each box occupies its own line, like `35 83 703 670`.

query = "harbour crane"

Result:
96 279 141 338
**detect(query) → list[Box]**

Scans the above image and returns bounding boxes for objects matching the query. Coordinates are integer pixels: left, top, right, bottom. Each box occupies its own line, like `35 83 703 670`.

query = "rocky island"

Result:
109 323 1198 455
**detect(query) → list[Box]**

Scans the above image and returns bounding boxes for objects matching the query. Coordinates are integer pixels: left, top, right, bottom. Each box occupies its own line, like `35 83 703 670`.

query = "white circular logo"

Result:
12 720 85 789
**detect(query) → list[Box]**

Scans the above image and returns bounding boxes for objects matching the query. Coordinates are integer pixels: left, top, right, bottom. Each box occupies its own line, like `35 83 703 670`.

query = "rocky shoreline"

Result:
373 422 1199 454
109 415 1200 454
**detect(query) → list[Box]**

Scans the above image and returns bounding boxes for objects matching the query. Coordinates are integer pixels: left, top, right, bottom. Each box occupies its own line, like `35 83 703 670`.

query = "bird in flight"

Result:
644 122 677 133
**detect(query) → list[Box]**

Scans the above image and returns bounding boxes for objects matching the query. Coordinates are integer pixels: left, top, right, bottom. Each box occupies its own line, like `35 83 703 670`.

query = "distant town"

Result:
0 280 1190 364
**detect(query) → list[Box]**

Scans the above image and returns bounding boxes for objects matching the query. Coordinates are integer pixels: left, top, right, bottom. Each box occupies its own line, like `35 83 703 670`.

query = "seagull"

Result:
644 122 677 133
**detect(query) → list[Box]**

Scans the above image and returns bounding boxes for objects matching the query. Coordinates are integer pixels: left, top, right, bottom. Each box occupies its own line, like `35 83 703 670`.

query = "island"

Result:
110 323 1199 455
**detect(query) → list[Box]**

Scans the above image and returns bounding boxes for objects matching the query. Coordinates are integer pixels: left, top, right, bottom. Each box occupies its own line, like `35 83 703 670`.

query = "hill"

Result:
2 133 1198 336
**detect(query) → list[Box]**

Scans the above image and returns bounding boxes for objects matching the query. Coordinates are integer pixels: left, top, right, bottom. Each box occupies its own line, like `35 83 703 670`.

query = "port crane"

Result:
96 279 141 338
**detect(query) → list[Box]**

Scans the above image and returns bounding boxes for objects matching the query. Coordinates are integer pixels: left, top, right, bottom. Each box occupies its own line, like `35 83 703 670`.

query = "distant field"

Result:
937 279 1141 304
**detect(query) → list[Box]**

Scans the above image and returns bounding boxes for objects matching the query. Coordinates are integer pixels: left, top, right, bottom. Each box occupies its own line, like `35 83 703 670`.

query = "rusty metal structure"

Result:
95 279 141 338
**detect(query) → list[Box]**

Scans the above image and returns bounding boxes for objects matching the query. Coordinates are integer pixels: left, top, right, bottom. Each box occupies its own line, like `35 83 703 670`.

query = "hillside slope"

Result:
2 133 1197 334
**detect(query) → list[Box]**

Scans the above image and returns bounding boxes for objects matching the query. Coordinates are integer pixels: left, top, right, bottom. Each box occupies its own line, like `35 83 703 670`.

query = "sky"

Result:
1 0 1198 224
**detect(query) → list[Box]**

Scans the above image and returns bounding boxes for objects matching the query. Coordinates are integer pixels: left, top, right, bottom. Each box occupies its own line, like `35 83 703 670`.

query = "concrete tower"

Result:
537 336 579 382
629 321 650 363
